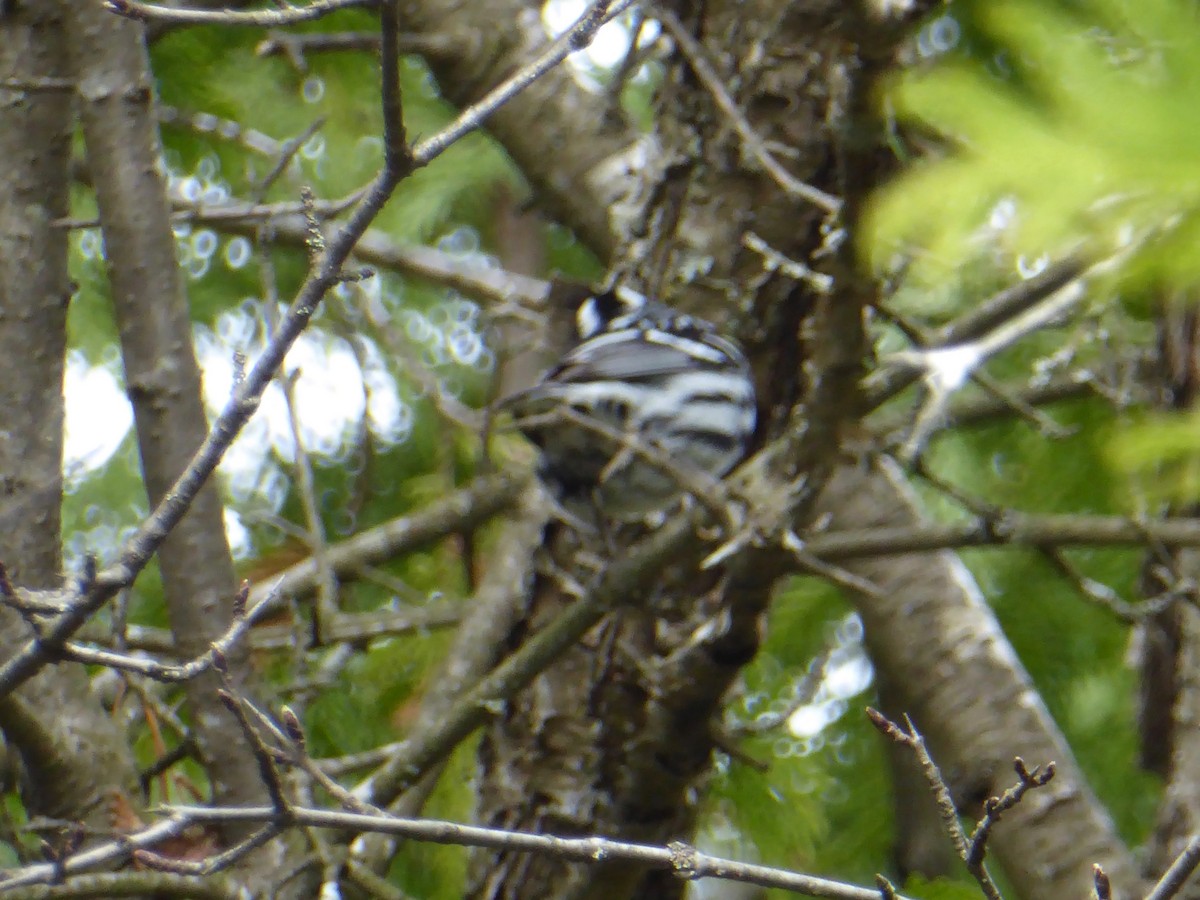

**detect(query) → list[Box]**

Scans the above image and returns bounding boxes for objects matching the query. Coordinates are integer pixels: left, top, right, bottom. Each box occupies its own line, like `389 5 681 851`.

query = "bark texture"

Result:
820 462 1138 896
0 2 140 832
398 0 638 260
1138 300 1200 896
468 2 900 898
58 0 272 853
415 2 1144 898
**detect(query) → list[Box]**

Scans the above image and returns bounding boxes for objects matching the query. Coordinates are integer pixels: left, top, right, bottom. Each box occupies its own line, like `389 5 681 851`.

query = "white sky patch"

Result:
195 319 409 502
920 344 981 394
64 352 133 483
787 616 875 740
542 0 660 88
63 315 412 555
223 506 251 559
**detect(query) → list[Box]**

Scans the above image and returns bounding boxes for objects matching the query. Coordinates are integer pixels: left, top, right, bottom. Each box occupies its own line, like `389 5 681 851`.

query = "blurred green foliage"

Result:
866 0 1200 292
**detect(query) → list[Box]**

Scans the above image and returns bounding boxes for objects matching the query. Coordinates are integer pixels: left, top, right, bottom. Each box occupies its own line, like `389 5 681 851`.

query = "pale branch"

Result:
1036 546 1149 624
867 369 1113 437
244 468 528 615
254 30 457 73
206 209 548 312
864 255 1091 410
880 269 1095 462
158 104 294 157
80 604 463 657
105 0 376 27
55 193 360 230
873 300 1078 460
930 257 1089 348
902 460 1159 624
250 116 327 203
964 367 1075 438
213 684 291 815
801 512 1200 562
782 530 888 599
742 231 834 294
164 804 919 900
316 741 407 777
0 870 242 899
1146 835 1200 900
0 76 75 91
0 817 193 890
56 584 257 683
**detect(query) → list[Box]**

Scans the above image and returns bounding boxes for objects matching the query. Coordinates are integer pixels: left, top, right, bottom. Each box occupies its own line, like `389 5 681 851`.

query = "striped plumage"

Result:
510 287 756 519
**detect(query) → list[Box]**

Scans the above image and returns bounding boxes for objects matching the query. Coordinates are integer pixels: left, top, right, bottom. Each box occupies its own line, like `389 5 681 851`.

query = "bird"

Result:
506 285 757 521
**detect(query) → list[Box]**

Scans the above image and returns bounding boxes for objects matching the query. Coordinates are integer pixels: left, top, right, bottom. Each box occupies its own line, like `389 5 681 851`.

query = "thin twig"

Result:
0 817 193 889
742 231 834 293
730 642 835 736
244 469 527 616
865 709 1004 900
134 824 280 877
0 0 590 693
56 582 256 683
965 757 1055 873
864 256 1091 411
105 0 375 27
0 870 241 899
147 803 919 900
1145 835 1200 900
214 685 291 816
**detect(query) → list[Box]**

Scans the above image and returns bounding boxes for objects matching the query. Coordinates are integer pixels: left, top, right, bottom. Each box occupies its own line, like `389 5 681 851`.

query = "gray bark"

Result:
58 0 274 860
821 462 1137 896
400 1 1142 897
0 1 141 834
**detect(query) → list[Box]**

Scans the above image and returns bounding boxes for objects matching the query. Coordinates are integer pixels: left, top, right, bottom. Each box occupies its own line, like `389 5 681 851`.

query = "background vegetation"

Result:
3 0 1200 898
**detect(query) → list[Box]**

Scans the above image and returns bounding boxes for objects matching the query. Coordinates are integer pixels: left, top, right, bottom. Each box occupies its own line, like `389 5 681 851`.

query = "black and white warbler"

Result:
509 286 757 520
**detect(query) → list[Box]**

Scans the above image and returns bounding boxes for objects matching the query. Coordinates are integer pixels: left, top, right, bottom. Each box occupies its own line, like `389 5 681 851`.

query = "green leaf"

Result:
865 0 1200 289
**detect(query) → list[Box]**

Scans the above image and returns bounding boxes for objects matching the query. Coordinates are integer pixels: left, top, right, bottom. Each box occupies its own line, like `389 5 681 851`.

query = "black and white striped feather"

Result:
509 288 756 519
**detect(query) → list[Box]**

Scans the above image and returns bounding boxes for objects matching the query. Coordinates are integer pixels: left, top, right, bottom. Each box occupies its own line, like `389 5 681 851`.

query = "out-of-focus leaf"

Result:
1107 410 1200 501
866 0 1200 289
902 875 995 900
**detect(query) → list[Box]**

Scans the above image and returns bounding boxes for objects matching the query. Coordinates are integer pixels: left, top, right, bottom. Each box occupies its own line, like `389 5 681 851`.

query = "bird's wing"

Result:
550 328 729 383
